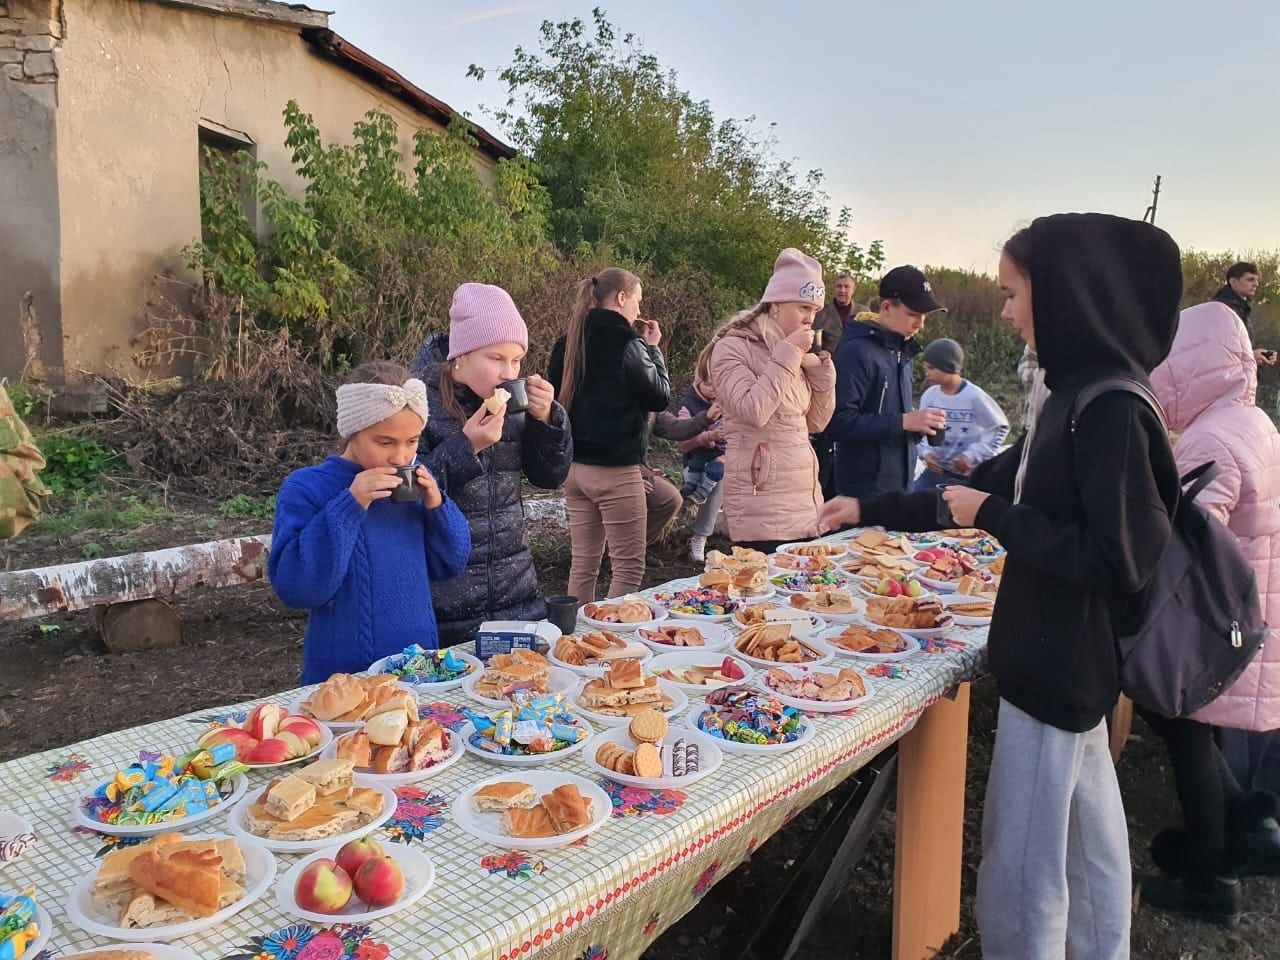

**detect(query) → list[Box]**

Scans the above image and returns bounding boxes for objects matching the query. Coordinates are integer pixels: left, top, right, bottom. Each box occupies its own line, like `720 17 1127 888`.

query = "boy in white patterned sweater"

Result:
911 339 1009 491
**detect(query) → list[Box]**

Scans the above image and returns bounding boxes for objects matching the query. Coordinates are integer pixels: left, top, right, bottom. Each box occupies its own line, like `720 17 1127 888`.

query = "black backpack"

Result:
1071 378 1267 718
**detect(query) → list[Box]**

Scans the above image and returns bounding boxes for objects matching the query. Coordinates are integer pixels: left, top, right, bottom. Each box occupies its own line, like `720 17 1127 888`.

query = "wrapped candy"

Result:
383 643 475 684
699 689 805 745
493 713 514 747
465 699 583 756
84 749 242 826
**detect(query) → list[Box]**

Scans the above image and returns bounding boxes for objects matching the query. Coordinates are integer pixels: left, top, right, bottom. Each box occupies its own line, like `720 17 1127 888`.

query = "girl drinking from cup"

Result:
412 283 572 647
268 362 471 683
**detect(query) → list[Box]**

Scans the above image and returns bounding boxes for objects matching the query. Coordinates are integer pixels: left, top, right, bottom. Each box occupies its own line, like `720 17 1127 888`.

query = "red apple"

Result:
244 737 292 764
887 579 904 598
336 836 384 879
353 855 404 908
279 715 324 748
275 730 310 759
198 727 259 761
247 703 285 741
720 656 745 681
294 858 353 914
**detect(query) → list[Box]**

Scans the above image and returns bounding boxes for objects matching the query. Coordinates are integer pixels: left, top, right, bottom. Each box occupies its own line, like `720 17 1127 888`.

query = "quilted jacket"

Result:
1151 302 1280 731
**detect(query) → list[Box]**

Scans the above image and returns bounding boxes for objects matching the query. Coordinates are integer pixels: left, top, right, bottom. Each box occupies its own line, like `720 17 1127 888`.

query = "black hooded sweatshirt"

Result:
861 214 1182 731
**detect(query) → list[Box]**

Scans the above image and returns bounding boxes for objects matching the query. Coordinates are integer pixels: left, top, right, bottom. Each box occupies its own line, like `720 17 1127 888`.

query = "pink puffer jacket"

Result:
1150 302 1280 731
709 320 835 543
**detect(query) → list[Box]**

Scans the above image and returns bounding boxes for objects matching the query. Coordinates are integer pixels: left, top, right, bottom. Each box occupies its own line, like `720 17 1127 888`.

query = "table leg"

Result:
892 683 970 960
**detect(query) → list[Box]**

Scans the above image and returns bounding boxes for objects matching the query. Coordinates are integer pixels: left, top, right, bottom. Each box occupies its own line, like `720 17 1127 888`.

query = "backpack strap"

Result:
1180 461 1220 504
1070 377 1169 435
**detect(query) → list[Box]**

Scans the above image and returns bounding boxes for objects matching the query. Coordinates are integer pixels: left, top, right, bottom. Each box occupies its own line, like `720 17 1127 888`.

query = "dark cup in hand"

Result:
391 464 419 502
545 595 579 634
935 484 956 528
499 379 529 414
927 425 947 447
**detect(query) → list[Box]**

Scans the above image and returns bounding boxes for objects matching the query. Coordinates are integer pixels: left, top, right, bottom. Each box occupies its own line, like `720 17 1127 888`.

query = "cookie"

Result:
596 742 625 770
619 752 636 776
629 708 669 745
685 744 700 773
633 742 663 778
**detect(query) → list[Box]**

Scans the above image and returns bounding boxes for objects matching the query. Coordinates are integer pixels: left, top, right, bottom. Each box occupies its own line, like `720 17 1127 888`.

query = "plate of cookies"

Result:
581 597 668 632
732 602 826 637
568 659 688 728
776 541 849 561
940 593 995 626
583 725 723 789
732 623 833 670
453 771 611 850
549 631 653 676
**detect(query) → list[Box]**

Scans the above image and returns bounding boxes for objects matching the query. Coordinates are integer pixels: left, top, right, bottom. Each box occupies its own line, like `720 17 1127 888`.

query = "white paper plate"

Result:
654 597 735 622
648 651 755 696
64 945 201 960
0 811 36 870
581 602 668 632
225 778 397 853
731 607 826 638
462 665 581 709
730 634 834 671
366 650 483 692
685 705 816 755
569 680 689 728
582 727 723 788
72 773 248 837
226 723 334 770
854 580 937 602
291 681 418 731
755 662 876 713
728 584 776 604
321 727 466 785
911 573 963 594
776 541 849 560
458 715 593 766
548 640 653 677
821 624 921 660
940 594 995 626
769 556 839 576
65 834 276 942
786 593 865 624
452 770 611 850
634 619 732 653
275 843 435 924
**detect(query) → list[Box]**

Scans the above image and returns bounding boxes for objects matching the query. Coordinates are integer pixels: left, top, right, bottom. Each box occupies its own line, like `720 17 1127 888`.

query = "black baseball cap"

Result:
878 265 946 314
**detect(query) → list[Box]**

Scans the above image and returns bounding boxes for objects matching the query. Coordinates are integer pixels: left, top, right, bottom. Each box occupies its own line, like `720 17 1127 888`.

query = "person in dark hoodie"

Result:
412 283 572 647
820 214 1183 959
1212 261 1276 368
827 266 948 499
548 267 671 604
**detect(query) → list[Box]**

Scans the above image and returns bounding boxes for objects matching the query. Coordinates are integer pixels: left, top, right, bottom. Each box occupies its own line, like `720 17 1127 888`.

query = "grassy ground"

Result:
2 484 1278 958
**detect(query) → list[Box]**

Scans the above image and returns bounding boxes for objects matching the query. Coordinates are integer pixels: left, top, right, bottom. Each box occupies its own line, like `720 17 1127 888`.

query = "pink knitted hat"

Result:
447 283 529 360
761 248 825 305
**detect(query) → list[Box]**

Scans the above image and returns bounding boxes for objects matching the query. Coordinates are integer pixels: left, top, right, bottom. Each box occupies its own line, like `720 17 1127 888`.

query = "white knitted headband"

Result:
335 379 428 438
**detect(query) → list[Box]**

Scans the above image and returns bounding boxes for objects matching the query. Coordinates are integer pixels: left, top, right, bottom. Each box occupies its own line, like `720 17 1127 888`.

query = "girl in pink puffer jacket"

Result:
1140 301 1280 924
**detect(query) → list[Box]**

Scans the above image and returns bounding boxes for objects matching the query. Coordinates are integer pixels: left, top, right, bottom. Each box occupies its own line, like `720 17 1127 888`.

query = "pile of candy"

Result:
0 889 39 960
771 569 845 592
655 588 738 617
378 644 474 684
81 744 247 827
697 687 805 745
463 691 586 756
955 536 1004 560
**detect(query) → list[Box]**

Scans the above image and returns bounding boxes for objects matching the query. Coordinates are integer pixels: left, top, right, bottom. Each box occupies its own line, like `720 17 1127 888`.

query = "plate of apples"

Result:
197 703 333 768
855 577 935 601
276 835 435 923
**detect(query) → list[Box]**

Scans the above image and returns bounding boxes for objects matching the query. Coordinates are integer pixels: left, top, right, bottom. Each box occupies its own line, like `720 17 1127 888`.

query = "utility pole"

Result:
1143 174 1162 224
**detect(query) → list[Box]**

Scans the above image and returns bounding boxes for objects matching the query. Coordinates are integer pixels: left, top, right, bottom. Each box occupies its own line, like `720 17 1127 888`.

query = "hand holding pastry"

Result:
525 374 554 423
415 465 444 509
463 403 505 454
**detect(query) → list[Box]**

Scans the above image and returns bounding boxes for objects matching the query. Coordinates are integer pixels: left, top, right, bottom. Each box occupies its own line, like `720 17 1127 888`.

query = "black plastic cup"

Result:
936 483 956 527
545 595 579 634
927 424 947 447
499 378 530 413
391 464 419 502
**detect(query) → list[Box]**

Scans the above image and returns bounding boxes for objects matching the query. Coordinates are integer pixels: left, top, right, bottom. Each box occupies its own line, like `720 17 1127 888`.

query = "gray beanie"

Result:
923 338 964 374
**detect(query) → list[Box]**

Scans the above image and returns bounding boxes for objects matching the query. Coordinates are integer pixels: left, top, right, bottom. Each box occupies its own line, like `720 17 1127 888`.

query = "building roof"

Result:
151 0 516 163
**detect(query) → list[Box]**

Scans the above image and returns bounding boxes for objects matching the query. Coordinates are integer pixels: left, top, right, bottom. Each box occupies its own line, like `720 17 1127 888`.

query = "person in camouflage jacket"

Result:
0 383 49 539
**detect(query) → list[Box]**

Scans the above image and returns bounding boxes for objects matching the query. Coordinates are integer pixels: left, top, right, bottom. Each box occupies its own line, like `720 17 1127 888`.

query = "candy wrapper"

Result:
770 569 845 592
655 588 737 617
381 644 475 684
83 749 242 826
699 687 804 745
0 888 38 960
465 699 584 756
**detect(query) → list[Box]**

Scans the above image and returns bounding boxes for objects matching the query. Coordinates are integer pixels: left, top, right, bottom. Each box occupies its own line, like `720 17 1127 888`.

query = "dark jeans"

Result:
812 434 836 501
1218 727 1280 794
1140 707 1243 870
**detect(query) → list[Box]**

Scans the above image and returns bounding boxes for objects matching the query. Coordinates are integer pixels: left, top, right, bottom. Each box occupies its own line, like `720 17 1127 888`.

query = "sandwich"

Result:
366 710 409 747
263 776 316 822
294 758 355 798
472 780 537 812
485 387 511 415
502 805 558 839
579 674 664 710
541 784 593 833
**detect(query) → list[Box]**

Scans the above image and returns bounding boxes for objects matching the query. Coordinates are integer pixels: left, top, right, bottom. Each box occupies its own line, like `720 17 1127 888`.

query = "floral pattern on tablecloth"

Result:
642 911 661 936
70 827 148 859
482 851 547 879
597 781 687 818
418 701 469 730
692 858 722 898
188 710 248 727
46 754 89 783
382 786 447 845
577 947 607 960
223 922 389 959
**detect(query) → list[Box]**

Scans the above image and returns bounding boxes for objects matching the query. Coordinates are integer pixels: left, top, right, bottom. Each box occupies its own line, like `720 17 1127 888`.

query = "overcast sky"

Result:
320 0 1280 273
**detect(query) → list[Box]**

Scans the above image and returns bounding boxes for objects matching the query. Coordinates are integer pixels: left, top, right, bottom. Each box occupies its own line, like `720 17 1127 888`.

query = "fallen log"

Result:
0 535 271 621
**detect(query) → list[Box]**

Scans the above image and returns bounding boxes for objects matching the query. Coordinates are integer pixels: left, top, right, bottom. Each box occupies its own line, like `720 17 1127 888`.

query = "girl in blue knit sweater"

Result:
268 362 471 683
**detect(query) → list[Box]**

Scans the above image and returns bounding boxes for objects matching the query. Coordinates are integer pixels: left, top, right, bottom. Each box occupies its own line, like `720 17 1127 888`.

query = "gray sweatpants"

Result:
976 699 1131 960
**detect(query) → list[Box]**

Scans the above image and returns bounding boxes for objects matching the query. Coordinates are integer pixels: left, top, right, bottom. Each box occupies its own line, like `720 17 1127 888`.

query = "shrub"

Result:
37 434 122 496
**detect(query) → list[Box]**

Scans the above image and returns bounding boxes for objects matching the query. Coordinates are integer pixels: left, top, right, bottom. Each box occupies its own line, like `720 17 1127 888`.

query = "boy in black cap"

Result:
911 338 1009 491
827 266 948 499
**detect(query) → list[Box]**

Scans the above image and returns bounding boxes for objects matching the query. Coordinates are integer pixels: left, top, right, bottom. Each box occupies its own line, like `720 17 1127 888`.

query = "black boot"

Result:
1139 872 1241 929
1226 791 1280 876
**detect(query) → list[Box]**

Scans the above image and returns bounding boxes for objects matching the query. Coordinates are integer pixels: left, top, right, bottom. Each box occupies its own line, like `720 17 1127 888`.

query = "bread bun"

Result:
308 674 365 721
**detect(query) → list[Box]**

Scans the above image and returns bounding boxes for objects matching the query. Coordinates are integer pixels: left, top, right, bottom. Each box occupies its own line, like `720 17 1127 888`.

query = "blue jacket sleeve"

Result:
267 474 368 609
522 402 573 490
418 425 484 497
826 344 903 443
421 493 471 582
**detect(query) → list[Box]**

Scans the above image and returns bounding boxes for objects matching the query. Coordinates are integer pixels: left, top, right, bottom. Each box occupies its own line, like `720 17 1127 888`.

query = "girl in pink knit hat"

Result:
411 283 572 646
708 248 836 551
